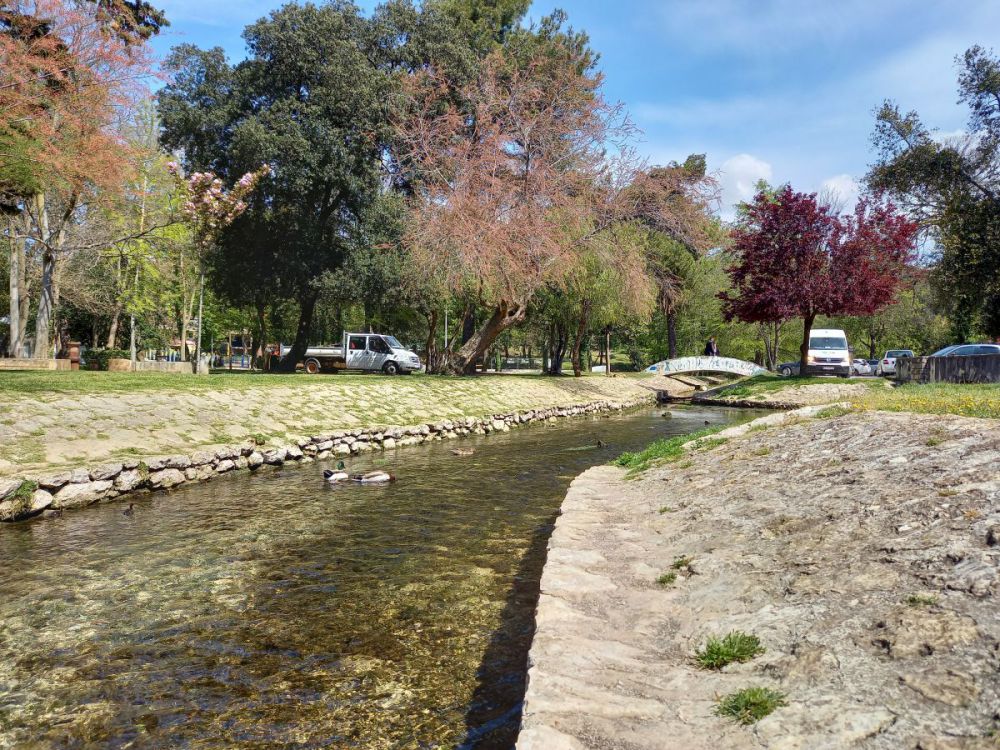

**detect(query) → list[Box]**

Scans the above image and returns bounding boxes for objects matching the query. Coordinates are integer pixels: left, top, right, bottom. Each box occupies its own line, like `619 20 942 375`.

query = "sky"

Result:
149 0 1000 218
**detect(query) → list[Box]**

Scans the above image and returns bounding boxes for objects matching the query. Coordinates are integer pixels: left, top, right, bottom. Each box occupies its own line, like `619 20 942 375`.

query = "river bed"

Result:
0 405 757 749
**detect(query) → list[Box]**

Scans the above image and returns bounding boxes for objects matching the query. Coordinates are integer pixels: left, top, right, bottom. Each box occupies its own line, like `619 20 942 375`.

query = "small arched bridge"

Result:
645 356 768 378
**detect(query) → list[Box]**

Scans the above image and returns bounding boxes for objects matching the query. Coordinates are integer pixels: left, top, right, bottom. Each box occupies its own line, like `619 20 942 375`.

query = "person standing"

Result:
704 336 719 357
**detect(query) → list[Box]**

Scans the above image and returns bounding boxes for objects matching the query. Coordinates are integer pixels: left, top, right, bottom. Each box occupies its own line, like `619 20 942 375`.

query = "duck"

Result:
123 503 135 517
351 470 395 484
323 461 349 483
451 448 475 457
596 439 606 448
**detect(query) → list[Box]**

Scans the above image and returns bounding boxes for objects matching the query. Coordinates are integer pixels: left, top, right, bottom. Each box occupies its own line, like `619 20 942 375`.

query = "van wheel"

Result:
383 361 399 376
304 358 322 374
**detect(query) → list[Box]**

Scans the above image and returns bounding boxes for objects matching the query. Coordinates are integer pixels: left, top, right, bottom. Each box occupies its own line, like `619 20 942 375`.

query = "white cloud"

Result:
820 174 860 212
719 154 773 218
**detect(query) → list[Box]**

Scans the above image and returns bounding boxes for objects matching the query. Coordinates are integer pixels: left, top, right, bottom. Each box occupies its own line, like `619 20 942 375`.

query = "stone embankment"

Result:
519 406 1000 749
0 396 651 522
695 381 881 409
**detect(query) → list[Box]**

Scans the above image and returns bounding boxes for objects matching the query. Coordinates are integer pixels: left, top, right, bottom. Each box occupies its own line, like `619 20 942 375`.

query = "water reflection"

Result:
0 405 757 748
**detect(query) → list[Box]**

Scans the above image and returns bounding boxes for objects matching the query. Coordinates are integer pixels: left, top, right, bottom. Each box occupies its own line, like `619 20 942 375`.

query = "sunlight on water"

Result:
0 406 758 749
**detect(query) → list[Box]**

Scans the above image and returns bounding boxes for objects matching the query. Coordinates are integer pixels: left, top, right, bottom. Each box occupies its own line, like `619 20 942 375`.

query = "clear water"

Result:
0 405 757 749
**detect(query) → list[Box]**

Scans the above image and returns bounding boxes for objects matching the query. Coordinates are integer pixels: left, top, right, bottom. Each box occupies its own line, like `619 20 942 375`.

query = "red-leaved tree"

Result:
721 186 919 374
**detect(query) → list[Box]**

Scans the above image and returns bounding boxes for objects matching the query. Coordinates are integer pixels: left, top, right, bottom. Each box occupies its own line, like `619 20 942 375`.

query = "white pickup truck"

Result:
281 332 422 375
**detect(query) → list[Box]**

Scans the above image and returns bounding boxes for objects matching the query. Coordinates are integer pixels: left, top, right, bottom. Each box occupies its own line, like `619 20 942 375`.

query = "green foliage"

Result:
656 571 677 586
906 593 938 607
86 348 131 371
715 687 787 725
671 555 693 570
814 405 853 419
12 480 38 502
613 425 727 474
696 631 766 670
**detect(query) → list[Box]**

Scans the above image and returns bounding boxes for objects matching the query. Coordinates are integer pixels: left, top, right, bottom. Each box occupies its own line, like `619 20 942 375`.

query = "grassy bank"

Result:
707 374 883 400
855 382 1000 419
0 371 651 478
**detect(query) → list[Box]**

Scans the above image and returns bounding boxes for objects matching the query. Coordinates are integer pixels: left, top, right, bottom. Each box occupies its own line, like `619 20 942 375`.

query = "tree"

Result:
1 0 162 357
721 187 918 374
397 37 682 374
159 1 395 371
166 163 267 369
868 45 1000 339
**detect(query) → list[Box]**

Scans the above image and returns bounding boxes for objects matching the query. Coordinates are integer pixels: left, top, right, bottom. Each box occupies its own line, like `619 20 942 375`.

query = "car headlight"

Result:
807 355 815 363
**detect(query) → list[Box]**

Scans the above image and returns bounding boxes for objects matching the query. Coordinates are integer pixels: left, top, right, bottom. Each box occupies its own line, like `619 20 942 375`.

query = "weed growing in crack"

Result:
715 686 786 724
696 631 765 669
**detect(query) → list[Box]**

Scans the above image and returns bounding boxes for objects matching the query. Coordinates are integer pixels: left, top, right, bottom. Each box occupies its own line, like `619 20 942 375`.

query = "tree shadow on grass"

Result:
457 512 559 749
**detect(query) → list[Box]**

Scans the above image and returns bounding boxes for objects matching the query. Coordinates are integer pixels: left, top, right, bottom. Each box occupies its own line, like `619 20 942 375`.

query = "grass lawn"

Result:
855 382 1000 420
0 369 628 398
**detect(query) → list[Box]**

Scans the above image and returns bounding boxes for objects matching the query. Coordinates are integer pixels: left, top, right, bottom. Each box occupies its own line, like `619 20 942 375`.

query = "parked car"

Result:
777 361 800 377
851 359 872 375
805 328 851 376
929 343 1000 357
876 349 914 376
866 358 880 372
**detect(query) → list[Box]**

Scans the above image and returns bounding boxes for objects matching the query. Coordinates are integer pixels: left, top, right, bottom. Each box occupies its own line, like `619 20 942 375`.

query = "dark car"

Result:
777 361 800 377
929 343 1000 357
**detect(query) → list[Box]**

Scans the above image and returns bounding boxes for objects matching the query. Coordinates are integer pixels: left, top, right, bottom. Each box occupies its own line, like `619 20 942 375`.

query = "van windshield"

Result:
810 337 848 350
385 336 403 349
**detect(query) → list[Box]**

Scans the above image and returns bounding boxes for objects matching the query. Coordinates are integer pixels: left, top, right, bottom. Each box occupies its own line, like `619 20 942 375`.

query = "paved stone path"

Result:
520 408 1000 749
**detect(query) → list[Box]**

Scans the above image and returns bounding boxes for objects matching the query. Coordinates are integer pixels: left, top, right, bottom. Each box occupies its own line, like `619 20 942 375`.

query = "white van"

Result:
806 328 851 377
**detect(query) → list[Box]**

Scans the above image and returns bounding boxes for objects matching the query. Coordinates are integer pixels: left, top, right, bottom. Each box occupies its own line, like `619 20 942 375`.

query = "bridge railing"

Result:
645 355 768 378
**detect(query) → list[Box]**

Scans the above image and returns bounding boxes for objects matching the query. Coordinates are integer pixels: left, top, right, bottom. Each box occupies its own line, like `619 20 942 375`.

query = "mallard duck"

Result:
351 470 395 484
123 503 135 517
323 461 349 483
451 448 475 456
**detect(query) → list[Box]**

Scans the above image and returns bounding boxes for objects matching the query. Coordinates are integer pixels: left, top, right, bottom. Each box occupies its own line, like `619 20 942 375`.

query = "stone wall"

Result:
0 395 652 522
897 354 1000 384
0 358 71 371
107 359 193 374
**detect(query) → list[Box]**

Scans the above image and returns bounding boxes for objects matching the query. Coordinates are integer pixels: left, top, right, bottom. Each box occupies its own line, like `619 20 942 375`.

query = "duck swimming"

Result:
123 503 135 517
351 470 395 484
323 461 349 483
451 448 475 456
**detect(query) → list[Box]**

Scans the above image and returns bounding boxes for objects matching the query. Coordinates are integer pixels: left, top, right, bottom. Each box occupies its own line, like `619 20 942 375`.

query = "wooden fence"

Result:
897 355 1000 384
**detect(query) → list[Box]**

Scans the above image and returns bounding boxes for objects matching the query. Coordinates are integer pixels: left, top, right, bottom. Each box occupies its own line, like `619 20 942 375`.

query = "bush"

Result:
86 348 130 371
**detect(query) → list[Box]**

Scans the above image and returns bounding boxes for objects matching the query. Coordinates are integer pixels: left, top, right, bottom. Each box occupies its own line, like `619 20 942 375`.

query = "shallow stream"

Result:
0 405 756 749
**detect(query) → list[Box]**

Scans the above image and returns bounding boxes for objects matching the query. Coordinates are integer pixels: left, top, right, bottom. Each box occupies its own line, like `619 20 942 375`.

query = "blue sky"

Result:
149 0 1000 218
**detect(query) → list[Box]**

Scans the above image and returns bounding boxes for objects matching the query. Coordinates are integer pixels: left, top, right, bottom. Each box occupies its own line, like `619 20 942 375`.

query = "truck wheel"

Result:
304 358 322 374
383 361 400 376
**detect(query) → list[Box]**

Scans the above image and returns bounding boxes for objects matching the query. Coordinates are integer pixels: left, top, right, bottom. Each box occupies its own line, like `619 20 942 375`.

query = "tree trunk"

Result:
255 300 268 367
7 215 27 358
277 291 319 373
35 248 55 358
107 303 122 349
666 310 678 359
547 322 567 376
446 300 526 375
424 309 439 373
571 299 591 377
799 313 816 376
